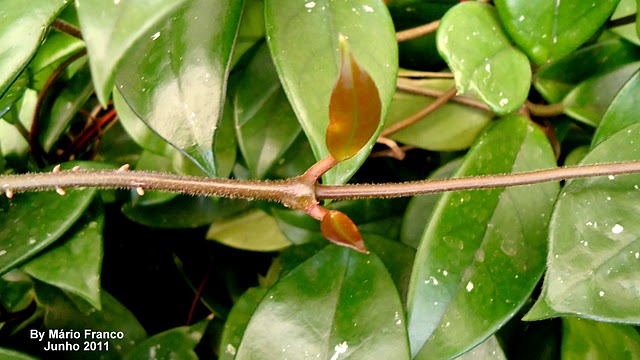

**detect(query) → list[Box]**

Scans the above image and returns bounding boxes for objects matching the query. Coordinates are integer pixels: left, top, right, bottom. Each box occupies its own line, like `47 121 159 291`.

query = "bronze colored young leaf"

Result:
320 210 368 254
326 35 382 162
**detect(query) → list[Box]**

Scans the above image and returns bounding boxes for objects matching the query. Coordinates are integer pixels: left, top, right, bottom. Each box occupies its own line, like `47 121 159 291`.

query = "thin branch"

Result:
398 70 454 79
375 137 406 160
5 162 640 206
316 162 640 200
526 100 565 117
608 14 636 28
381 86 458 137
396 20 440 42
396 79 491 112
52 19 83 40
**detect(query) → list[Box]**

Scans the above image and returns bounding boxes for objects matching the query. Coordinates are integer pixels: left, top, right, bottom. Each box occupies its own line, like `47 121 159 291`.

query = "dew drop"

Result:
150 32 161 40
466 281 474 292
599 291 605 297
612 224 624 234
0 250 6 256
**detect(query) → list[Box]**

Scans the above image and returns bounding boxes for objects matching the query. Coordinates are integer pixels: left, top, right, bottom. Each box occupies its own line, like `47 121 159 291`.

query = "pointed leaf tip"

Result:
320 210 368 253
326 35 382 162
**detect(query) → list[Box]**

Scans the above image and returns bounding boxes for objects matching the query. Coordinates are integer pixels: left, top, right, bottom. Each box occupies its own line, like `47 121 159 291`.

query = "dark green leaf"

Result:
265 0 397 184
494 0 620 64
561 318 640 359
215 99 237 179
36 283 146 359
0 270 35 313
401 158 461 249
0 90 36 166
592 69 640 147
0 0 67 97
534 38 640 103
39 61 93 152
116 0 243 177
22 204 104 310
236 245 410 359
75 0 187 105
28 30 84 76
0 172 97 276
219 287 267 360
457 336 506 360
387 80 491 151
234 44 301 178
206 209 291 252
230 0 265 68
123 317 210 360
407 116 558 359
437 2 531 114
527 123 640 322
122 195 217 229
563 62 639 126
0 348 39 360
0 71 29 120
365 234 415 306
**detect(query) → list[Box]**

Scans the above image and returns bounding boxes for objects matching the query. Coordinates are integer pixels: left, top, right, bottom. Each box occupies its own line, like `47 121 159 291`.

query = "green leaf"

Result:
115 0 243 177
230 0 265 68
326 35 382 162
592 69 640 147
401 158 461 249
0 348 39 360
215 99 237 179
437 2 531 114
28 30 84 76
0 0 67 97
35 283 146 359
264 0 397 184
364 234 416 306
234 44 301 178
219 287 267 360
387 80 492 151
561 318 640 359
123 317 210 360
236 245 410 359
75 0 187 105
121 196 216 229
22 204 104 310
39 61 93 152
206 209 291 252
0 270 35 313
0 89 36 167
0 176 96 276
406 116 559 359
611 0 640 46
0 71 29 120
494 0 620 64
528 123 640 322
563 62 640 127
534 38 640 103
457 336 506 360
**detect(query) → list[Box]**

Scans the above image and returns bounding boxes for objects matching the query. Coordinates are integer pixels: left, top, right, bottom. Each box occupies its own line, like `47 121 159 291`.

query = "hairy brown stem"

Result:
381 86 458 136
52 19 83 40
396 20 440 42
526 101 565 117
4 162 640 204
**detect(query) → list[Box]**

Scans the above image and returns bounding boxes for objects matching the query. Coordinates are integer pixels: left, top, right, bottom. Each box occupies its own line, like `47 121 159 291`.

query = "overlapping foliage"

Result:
1 0 640 359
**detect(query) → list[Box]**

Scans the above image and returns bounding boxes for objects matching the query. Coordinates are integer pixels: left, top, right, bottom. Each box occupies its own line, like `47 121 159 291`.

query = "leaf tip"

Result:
320 210 368 253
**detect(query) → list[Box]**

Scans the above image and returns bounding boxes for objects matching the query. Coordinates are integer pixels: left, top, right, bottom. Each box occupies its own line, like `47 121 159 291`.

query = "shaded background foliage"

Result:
1 0 640 359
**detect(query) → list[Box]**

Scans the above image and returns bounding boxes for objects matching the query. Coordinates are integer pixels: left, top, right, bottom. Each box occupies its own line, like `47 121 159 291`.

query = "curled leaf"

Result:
320 210 368 254
326 35 382 162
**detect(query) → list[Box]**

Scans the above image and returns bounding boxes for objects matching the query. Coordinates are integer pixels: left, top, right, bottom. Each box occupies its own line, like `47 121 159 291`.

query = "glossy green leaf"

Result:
494 0 620 64
0 0 67 97
387 80 492 151
407 116 559 359
401 158 461 249
115 0 242 177
0 90 36 167
234 45 301 178
0 71 29 120
22 204 104 310
122 196 216 229
28 29 84 76
534 38 640 103
326 35 381 161
40 61 93 152
219 287 267 360
236 245 410 360
563 62 640 126
265 0 397 184
230 0 265 68
35 283 146 358
457 336 506 360
215 99 238 179
527 123 640 322
75 0 187 105
123 317 210 360
561 318 640 359
592 69 640 147
365 234 416 306
0 270 35 313
437 2 531 114
0 176 97 277
321 210 368 253
0 348 38 360
610 0 640 46
207 209 291 252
